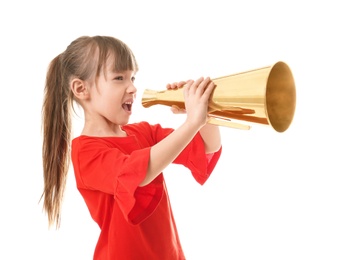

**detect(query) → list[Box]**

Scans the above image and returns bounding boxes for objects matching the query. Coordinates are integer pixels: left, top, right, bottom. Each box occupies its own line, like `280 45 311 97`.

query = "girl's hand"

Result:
166 78 215 123
183 77 215 129
166 80 192 114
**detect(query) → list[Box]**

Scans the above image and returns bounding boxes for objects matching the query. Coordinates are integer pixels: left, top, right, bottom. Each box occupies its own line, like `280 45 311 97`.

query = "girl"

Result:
41 35 222 260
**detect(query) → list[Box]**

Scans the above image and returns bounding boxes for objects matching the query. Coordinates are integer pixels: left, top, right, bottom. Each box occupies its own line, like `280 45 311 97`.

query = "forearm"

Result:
140 76 220 186
139 121 200 186
199 123 221 153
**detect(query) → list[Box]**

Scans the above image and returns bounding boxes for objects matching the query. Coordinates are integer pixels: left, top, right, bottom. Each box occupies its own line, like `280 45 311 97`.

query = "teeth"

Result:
122 101 132 111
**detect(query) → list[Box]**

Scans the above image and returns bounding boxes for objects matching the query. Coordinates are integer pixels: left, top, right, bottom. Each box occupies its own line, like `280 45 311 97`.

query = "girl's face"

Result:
86 62 137 135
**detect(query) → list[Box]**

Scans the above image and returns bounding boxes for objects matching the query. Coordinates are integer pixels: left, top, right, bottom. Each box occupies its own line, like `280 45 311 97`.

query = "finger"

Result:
166 82 178 90
170 105 186 114
200 80 215 101
183 80 194 97
189 77 204 93
185 79 193 85
177 81 187 88
195 77 211 95
204 80 215 96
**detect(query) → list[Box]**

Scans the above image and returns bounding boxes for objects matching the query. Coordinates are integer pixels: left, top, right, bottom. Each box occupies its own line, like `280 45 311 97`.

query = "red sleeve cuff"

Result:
174 133 222 185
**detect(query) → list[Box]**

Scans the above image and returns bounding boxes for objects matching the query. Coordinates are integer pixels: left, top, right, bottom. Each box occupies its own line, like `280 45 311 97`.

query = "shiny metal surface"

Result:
142 61 296 132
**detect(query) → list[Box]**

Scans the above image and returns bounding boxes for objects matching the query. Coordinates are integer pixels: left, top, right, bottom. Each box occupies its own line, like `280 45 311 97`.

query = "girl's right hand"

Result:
183 77 215 129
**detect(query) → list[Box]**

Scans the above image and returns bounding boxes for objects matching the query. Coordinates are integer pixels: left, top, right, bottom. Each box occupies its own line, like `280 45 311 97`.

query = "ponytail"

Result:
41 54 72 228
40 35 139 228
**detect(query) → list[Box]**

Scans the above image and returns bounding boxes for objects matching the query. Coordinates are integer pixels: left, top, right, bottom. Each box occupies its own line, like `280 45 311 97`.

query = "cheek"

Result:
104 93 121 109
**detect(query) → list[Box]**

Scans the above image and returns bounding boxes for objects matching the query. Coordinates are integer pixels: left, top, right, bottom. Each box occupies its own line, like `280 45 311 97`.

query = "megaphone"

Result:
142 61 296 132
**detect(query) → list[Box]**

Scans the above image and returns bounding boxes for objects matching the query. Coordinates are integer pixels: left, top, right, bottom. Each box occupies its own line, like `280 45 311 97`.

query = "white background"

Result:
1 1 336 259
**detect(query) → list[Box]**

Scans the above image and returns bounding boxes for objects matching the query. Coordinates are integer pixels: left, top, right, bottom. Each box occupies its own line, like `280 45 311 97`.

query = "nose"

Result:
127 82 137 95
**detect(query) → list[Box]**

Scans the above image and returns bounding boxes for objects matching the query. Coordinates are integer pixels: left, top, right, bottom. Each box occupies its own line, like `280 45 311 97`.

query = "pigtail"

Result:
41 54 72 228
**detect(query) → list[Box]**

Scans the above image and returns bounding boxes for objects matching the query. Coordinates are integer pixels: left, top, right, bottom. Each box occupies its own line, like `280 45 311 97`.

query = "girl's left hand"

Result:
166 80 193 114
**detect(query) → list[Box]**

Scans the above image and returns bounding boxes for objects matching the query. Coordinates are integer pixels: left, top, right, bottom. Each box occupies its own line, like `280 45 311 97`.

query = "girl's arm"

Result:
167 78 222 153
140 77 217 186
199 123 221 154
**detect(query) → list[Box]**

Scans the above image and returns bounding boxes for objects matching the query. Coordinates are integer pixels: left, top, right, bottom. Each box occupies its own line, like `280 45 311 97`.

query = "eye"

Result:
131 76 136 83
115 76 123 80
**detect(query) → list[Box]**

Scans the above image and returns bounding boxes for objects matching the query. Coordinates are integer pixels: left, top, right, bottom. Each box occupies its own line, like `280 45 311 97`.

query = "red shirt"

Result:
71 121 221 260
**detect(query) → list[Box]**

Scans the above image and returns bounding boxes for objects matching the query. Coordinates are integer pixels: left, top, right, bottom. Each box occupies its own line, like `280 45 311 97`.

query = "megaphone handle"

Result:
207 117 251 130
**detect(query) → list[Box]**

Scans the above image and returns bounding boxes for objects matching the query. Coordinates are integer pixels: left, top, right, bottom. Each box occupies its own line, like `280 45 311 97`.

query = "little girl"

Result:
41 35 222 259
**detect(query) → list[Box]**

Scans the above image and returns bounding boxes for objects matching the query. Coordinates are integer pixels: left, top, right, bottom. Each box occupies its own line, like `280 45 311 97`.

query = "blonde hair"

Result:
41 36 138 228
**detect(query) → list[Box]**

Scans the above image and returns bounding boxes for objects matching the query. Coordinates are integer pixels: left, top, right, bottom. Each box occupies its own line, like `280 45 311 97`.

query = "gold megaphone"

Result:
142 61 296 133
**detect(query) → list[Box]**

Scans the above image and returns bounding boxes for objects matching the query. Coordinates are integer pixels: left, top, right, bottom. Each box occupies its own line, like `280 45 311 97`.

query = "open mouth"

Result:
122 101 132 112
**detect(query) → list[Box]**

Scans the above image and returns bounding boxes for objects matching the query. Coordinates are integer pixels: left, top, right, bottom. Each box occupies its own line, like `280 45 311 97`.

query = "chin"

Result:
120 119 130 126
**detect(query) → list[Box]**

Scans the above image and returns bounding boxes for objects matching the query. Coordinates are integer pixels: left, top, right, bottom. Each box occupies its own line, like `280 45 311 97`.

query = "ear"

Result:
71 78 89 100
